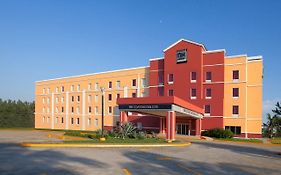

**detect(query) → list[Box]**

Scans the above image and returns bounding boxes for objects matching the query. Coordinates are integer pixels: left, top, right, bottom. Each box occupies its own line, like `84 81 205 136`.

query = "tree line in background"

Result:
263 102 281 138
0 99 35 128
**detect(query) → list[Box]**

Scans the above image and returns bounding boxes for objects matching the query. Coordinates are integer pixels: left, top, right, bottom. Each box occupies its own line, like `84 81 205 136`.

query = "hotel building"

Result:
35 39 263 140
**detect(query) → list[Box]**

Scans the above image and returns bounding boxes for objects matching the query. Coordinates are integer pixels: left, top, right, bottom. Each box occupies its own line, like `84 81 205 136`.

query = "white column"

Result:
65 92 69 129
124 86 128 97
245 59 248 138
51 93 54 129
82 90 86 130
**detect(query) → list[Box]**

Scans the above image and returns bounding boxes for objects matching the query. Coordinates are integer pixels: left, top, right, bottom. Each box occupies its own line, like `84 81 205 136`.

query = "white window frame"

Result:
205 72 212 83
168 74 174 84
190 72 197 83
205 88 212 99
95 83 99 91
116 80 121 89
94 118 98 127
76 118 80 125
71 85 74 92
77 85 80 91
95 95 98 103
204 105 211 116
88 83 92 90
190 89 197 99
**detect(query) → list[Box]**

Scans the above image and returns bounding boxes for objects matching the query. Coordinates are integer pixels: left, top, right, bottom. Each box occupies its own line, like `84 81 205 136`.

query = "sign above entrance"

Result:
119 104 172 110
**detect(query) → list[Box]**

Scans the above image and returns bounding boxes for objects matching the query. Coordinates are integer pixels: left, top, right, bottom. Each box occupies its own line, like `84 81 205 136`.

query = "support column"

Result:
166 111 176 141
195 119 202 136
120 111 128 124
159 118 164 134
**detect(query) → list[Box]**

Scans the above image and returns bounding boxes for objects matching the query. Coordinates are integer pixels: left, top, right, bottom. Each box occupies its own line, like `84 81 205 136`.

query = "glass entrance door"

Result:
176 123 190 135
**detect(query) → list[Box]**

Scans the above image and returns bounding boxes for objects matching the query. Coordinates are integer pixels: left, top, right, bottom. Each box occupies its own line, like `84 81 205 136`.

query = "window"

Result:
232 105 239 115
76 107 80 114
77 85 80 91
95 118 98 127
205 105 211 115
141 92 146 97
43 116 45 123
176 49 187 63
95 106 98 114
43 107 45 113
88 95 92 103
47 117 50 123
71 118 74 125
71 96 74 102
43 88 46 94
206 88 212 99
55 107 58 113
225 126 241 135
71 107 74 113
56 97 59 103
47 98 50 104
76 118 80 125
116 93 120 99
77 96 80 102
71 85 74 92
233 88 239 98
61 86 64 92
191 89 197 99
168 74 174 84
168 89 174 96
43 98 45 104
233 70 239 81
62 107 64 113
95 95 98 102
89 106 92 113
158 87 164 96
141 78 146 87
56 87 59 93
132 93 137 98
132 79 137 87
55 117 58 124
47 88 50 94
95 83 99 91
88 83 92 90
61 117 64 124
191 72 197 82
47 108 50 113
206 72 212 82
88 118 91 126
108 81 112 89
137 122 143 130
61 97 64 103
158 74 164 85
108 106 112 114
108 94 112 101
116 81 121 89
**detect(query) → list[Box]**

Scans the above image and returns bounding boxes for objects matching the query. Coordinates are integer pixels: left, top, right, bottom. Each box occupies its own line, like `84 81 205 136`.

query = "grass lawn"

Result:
270 138 281 144
216 138 263 143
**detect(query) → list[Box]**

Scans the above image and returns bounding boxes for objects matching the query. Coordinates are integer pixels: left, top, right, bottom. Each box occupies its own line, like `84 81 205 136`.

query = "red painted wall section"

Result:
128 115 160 131
149 59 164 97
201 117 224 130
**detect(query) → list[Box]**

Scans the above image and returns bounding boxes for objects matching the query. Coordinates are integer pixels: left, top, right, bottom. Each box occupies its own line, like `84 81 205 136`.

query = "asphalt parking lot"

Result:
0 130 280 175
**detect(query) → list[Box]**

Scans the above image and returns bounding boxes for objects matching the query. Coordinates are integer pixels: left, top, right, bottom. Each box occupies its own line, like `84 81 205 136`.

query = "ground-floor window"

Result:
137 122 142 130
225 126 241 135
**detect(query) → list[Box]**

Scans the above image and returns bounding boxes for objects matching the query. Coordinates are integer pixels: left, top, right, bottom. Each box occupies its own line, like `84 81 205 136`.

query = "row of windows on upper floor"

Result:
41 78 147 94
160 87 240 99
204 105 240 117
160 70 240 84
42 116 99 127
42 91 147 104
42 105 114 115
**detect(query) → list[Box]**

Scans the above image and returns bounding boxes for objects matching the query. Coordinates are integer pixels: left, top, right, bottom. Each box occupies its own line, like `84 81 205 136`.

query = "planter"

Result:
99 137 106 141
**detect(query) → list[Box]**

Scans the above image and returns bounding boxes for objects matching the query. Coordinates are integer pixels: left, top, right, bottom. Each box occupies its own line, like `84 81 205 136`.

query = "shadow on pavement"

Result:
121 150 280 175
0 143 107 175
192 141 281 159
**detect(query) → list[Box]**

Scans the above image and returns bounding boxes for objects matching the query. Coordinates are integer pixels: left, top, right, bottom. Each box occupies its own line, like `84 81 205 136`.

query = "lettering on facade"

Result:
119 104 171 110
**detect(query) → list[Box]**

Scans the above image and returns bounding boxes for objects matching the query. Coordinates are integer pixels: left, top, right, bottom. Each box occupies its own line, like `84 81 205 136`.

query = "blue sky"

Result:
0 1 280 121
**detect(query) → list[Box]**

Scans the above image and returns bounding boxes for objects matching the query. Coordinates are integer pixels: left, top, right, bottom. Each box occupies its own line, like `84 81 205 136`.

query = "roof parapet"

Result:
163 38 207 52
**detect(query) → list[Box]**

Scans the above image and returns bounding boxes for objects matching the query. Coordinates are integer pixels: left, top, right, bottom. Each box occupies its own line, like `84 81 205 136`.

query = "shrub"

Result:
202 128 234 138
137 131 146 139
95 129 109 139
120 122 137 139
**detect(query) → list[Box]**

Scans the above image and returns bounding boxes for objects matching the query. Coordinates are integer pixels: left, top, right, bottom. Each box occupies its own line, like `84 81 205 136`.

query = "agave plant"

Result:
120 122 137 139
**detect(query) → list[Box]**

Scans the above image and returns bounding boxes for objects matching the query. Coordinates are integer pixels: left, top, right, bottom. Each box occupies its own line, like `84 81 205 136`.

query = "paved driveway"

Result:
0 130 280 175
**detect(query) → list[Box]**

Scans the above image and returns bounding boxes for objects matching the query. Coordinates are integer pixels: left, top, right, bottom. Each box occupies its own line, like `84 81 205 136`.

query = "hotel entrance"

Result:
176 123 190 135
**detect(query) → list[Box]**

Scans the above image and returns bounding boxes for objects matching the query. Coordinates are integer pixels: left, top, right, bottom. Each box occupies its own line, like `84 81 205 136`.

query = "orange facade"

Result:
35 39 263 138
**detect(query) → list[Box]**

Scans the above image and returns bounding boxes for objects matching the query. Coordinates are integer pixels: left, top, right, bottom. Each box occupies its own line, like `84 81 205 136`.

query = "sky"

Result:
0 0 280 121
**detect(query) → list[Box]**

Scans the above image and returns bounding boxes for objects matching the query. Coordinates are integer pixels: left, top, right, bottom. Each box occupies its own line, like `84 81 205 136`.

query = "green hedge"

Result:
202 128 234 138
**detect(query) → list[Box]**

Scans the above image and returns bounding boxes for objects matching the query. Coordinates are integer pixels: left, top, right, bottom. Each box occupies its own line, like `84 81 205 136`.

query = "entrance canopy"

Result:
117 96 203 119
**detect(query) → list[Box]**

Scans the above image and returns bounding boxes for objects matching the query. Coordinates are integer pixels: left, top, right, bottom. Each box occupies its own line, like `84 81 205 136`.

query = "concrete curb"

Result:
20 142 191 148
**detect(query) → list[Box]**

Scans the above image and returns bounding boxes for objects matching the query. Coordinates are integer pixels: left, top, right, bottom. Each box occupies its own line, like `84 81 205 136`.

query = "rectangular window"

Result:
168 74 174 84
233 70 239 81
61 86 64 92
158 87 164 96
95 95 98 103
71 85 74 92
71 107 74 113
76 107 80 114
95 119 98 127
233 88 239 98
206 88 212 99
88 83 92 90
71 118 74 125
56 97 59 103
88 118 91 126
95 106 98 114
61 107 64 113
77 85 80 91
88 95 92 103
116 81 121 89
61 97 64 103
132 93 137 98
116 93 120 99
225 126 241 135
168 89 174 96
141 78 146 87
191 89 197 99
205 105 211 115
132 79 137 87
232 105 239 115
108 81 112 89
95 83 99 91
71 96 74 102
76 118 80 125
108 106 112 114
191 72 197 82
108 94 112 101
206 72 212 82
77 96 80 102
89 106 92 113
158 74 164 85
61 117 64 124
